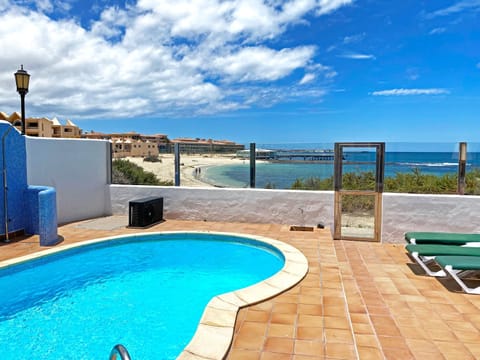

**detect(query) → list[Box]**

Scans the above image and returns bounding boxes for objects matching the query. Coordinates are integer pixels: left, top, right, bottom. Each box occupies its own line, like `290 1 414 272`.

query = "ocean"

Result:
201 145 480 189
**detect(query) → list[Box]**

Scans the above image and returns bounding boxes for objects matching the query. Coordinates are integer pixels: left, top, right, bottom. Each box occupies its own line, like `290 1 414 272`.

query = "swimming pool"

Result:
0 231 308 360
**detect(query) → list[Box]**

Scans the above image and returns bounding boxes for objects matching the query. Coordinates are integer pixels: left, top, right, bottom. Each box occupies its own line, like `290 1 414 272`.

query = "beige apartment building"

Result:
83 131 163 158
111 139 159 158
0 112 82 138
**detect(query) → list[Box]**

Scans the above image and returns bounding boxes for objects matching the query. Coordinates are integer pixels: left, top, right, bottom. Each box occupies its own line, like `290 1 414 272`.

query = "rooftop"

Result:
3 217 480 359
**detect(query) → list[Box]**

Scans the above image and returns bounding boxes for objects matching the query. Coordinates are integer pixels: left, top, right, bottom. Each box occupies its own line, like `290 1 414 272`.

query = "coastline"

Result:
124 154 251 187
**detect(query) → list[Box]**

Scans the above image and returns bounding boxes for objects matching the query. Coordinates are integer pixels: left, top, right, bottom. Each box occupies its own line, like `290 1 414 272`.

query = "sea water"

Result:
201 148 480 189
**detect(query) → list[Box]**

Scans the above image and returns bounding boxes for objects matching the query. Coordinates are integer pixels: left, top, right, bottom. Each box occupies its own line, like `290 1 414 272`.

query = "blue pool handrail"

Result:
109 344 131 360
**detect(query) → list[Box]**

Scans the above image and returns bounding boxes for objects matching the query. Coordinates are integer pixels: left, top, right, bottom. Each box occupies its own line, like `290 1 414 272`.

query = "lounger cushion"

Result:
406 244 480 257
436 256 480 271
405 232 480 245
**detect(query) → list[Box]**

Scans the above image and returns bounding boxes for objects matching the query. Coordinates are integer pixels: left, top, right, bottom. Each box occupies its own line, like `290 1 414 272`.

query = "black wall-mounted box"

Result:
128 196 163 227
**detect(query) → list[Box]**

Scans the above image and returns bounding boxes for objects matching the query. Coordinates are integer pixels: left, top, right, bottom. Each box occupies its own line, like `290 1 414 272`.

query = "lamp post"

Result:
14 65 30 135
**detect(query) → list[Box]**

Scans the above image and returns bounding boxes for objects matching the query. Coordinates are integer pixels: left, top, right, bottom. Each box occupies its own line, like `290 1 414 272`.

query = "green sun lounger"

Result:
406 244 480 277
405 232 480 245
435 256 480 295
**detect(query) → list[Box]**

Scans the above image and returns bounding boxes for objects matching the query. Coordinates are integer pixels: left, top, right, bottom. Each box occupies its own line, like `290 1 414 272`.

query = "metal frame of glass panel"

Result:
334 142 385 242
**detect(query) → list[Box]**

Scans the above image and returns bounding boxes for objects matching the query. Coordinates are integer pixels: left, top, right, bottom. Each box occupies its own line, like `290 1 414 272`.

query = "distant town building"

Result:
169 138 245 153
0 112 82 138
111 138 159 158
83 131 168 144
82 131 165 158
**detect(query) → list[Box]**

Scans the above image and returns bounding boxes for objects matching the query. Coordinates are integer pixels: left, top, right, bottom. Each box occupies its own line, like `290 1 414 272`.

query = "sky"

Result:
0 0 479 144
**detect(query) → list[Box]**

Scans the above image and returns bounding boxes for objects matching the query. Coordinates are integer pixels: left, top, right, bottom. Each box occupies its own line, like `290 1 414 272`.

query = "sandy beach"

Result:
125 154 249 187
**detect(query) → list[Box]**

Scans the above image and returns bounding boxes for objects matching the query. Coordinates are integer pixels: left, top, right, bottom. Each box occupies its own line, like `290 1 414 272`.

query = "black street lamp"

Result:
14 65 30 135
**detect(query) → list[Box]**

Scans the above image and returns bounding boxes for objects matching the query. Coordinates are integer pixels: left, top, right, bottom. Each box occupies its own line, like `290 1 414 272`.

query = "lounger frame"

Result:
409 251 446 277
443 266 480 295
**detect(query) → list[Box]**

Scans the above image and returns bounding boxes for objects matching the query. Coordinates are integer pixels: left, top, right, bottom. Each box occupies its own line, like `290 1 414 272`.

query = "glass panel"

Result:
110 140 480 194
384 142 459 194
256 142 335 190
342 147 376 191
341 194 375 239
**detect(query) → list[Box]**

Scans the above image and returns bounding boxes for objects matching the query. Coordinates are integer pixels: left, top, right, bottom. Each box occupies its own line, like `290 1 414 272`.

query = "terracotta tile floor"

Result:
2 217 480 359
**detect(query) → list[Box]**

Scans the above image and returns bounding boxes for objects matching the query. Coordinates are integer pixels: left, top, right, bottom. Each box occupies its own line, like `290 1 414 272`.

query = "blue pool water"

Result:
0 233 284 360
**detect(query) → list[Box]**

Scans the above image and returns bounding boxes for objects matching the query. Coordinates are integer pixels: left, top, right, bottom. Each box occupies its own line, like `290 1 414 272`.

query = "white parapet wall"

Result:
382 193 480 243
110 185 335 228
111 185 480 243
26 137 112 224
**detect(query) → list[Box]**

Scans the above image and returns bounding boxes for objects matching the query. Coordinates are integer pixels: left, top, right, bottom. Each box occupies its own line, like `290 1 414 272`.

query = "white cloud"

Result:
343 32 365 44
429 27 446 35
299 73 316 85
212 46 316 82
428 0 480 18
91 6 131 40
372 88 450 96
316 0 354 15
33 0 53 13
339 53 375 60
0 0 353 119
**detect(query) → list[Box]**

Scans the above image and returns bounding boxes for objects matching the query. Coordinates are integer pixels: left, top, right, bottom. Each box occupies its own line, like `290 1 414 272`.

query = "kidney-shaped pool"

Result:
0 232 307 359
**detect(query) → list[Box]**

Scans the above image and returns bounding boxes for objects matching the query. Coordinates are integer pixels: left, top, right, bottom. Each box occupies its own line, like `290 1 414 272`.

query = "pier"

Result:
273 150 335 161
236 149 336 162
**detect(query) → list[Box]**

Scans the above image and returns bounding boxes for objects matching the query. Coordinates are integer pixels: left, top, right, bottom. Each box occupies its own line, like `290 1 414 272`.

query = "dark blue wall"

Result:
0 122 27 235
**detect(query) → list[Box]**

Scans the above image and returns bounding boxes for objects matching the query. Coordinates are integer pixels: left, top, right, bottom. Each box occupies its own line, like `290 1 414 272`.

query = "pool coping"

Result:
0 230 309 360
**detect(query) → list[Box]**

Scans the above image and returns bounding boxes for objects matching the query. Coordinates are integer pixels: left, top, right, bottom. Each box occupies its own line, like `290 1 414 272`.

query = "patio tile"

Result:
323 316 351 330
273 302 298 314
463 342 480 358
381 347 414 359
260 351 291 360
377 335 408 349
370 315 401 337
323 304 348 317
297 303 323 316
351 322 375 335
405 338 442 355
245 310 271 323
324 328 354 343
355 334 380 348
356 346 384 360
434 340 474 360
271 313 297 325
264 337 294 354
297 314 324 327
324 342 356 359
266 324 295 338
292 355 319 360
398 325 429 340
226 349 260 360
297 326 324 340
294 339 324 357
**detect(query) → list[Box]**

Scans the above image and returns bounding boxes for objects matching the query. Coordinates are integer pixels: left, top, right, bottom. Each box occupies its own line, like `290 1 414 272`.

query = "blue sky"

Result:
0 0 479 144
